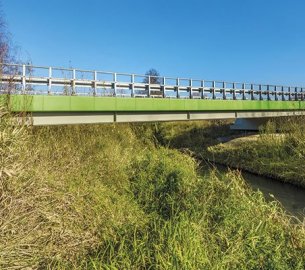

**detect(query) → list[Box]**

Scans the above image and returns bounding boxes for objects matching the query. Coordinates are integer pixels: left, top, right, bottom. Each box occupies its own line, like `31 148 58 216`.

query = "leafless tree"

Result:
0 2 20 96
0 4 13 64
143 68 161 84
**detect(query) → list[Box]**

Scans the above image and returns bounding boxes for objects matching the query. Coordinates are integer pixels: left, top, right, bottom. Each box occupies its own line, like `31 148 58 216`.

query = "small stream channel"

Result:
242 170 305 220
203 163 305 221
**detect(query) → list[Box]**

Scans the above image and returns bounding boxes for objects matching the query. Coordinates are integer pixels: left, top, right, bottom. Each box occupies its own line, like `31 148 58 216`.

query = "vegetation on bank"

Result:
1 110 305 269
156 118 305 188
154 120 236 152
207 118 305 188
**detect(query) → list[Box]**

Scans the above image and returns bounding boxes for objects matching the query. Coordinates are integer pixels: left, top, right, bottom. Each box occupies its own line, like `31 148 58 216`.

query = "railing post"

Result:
147 75 151 97
242 83 246 100
288 86 291 101
233 82 236 100
274 86 278 101
212 81 216 99
71 69 76 95
113 73 117 96
301 88 304 101
189 79 192 99
176 78 180 98
259 85 263 100
250 84 254 100
48 67 52 95
281 86 285 101
131 74 135 97
295 87 298 101
222 82 226 100
163 77 166 98
22 64 26 94
93 71 97 96
267 85 270 100
201 80 205 99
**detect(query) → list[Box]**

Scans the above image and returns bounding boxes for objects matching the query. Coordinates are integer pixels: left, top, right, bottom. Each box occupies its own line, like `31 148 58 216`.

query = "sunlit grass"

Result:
0 112 304 269
208 117 305 187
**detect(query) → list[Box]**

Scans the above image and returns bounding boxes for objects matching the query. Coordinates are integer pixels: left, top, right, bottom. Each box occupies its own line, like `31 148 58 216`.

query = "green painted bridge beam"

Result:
2 95 305 112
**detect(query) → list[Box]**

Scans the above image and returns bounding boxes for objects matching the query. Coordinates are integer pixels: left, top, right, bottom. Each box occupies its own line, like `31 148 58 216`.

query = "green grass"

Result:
154 120 237 151
1 110 305 269
208 118 305 187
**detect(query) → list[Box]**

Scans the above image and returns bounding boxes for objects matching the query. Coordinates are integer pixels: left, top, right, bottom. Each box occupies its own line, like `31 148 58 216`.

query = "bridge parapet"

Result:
1 63 305 101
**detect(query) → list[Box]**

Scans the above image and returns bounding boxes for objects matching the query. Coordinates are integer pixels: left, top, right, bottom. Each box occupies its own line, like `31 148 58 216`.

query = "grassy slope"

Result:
207 119 305 187
157 118 305 187
1 115 305 269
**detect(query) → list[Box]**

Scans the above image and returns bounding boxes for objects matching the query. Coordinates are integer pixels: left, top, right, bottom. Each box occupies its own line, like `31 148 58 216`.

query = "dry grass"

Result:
0 121 148 269
0 113 304 269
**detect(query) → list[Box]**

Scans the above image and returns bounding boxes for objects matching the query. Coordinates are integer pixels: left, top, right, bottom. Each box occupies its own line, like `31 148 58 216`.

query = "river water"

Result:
205 164 305 221
242 170 305 220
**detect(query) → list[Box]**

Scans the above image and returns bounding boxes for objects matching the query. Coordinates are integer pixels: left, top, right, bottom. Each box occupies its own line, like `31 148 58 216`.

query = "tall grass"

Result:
0 114 304 269
0 122 148 268
74 152 305 270
208 117 305 187
154 120 236 152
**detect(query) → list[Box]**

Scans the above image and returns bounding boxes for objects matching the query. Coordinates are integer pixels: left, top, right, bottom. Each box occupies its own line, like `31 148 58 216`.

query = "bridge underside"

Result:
3 95 305 129
28 111 305 128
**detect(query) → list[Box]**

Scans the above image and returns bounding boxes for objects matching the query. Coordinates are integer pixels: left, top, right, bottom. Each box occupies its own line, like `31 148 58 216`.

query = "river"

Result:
242 170 305 221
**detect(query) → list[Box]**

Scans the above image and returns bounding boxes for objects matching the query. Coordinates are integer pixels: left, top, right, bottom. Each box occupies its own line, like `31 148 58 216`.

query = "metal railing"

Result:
0 63 304 101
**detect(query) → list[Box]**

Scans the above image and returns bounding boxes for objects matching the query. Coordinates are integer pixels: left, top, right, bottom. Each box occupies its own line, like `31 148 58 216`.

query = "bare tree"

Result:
0 4 12 64
142 68 164 97
0 2 21 97
143 68 161 84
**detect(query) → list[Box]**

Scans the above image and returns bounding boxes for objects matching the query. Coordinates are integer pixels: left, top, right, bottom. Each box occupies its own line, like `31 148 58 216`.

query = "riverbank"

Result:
203 162 305 220
207 119 305 188
157 119 305 188
1 114 305 269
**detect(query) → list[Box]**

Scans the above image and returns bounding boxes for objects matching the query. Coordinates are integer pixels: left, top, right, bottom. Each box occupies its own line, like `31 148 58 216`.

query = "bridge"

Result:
1 63 305 129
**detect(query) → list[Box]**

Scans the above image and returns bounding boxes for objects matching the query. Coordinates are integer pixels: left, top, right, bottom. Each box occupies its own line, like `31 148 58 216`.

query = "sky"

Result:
3 0 305 86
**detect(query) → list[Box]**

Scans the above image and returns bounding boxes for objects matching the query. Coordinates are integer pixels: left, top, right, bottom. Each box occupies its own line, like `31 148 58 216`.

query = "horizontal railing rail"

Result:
0 63 304 101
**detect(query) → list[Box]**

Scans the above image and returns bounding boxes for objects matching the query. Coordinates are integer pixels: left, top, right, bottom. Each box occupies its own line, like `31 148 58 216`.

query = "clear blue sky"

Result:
3 0 305 85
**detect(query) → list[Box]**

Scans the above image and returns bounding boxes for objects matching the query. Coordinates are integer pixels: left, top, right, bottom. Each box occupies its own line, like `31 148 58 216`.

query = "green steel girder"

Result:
2 95 304 112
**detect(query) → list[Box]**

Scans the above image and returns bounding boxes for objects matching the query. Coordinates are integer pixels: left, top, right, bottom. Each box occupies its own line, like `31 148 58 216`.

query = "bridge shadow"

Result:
155 120 255 153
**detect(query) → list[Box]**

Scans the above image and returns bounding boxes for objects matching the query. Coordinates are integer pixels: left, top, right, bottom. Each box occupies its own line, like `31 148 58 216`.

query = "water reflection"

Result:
242 170 305 220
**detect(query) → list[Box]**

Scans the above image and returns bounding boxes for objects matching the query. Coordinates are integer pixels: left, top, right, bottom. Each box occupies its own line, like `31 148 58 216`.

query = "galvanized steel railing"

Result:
0 63 304 101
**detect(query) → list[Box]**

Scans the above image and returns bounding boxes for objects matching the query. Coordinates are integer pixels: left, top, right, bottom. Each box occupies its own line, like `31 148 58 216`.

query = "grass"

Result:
1 110 305 269
154 119 237 152
207 118 305 187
